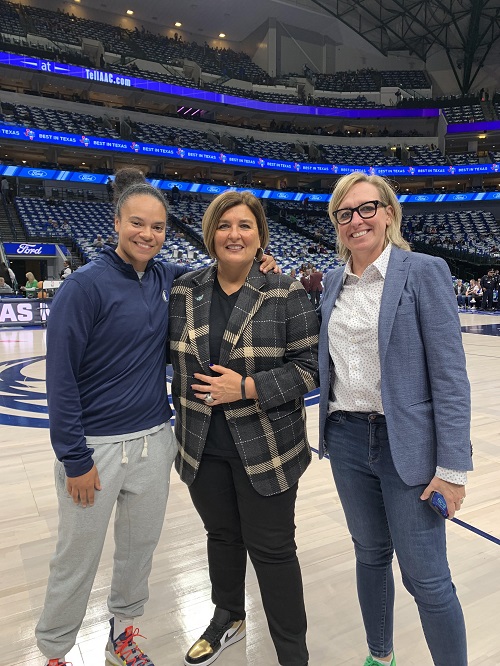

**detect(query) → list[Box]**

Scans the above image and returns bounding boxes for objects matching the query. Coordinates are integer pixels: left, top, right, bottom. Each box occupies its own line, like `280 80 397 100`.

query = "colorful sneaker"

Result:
45 661 72 666
363 655 396 666
105 618 154 666
184 608 246 665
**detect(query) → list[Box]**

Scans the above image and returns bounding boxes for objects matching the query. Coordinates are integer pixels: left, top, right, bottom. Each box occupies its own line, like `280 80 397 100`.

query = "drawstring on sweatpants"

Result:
121 436 148 464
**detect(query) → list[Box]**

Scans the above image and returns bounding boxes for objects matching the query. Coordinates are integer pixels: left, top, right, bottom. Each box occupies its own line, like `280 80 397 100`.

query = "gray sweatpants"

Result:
36 425 177 659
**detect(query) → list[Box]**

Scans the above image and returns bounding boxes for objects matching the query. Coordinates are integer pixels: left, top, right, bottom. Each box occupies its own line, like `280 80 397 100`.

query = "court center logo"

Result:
0 355 49 428
0 355 176 428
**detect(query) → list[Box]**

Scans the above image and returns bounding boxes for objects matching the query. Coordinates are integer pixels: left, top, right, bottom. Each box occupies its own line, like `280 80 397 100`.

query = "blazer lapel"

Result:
218 262 266 367
321 268 344 325
378 247 410 368
186 265 216 368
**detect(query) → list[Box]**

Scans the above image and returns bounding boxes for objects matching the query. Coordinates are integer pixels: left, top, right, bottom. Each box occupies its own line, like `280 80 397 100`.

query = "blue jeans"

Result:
324 411 467 665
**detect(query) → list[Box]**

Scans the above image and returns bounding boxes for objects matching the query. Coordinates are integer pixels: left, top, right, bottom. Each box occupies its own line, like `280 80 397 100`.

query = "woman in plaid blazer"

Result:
169 191 319 666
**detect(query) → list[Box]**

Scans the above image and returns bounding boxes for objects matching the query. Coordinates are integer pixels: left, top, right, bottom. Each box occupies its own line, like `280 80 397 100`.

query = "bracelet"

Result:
241 376 247 400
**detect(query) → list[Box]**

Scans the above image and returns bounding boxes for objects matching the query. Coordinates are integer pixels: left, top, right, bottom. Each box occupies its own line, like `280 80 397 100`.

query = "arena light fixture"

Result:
175 22 182 27
219 33 226 38
126 9 134 15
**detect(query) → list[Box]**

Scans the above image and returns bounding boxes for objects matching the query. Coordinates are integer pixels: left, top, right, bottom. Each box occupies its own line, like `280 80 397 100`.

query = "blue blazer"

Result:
318 246 473 486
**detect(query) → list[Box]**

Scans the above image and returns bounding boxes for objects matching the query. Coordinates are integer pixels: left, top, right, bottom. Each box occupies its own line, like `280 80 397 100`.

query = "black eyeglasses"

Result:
331 200 387 225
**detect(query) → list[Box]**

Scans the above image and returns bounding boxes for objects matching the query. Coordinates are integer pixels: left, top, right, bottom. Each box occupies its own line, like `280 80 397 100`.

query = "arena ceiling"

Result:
65 0 500 92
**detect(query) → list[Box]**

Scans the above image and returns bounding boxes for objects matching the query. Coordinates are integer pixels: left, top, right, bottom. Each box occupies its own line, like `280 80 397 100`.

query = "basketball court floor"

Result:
1 312 499 665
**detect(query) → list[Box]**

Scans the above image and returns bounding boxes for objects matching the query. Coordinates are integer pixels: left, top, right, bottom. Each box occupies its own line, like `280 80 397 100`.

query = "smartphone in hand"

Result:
428 491 449 518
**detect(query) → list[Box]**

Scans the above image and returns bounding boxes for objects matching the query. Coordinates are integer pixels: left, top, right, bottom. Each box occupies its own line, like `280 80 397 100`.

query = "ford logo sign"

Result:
206 186 221 193
27 169 48 178
310 195 322 201
78 174 96 182
16 243 43 255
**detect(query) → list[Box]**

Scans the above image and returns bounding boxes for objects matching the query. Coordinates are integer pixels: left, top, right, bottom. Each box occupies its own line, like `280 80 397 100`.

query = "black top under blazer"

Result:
169 262 320 496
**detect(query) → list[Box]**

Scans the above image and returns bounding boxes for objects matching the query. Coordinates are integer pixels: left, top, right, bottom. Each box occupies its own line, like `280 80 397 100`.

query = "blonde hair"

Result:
328 172 410 263
202 190 269 259
26 272 36 282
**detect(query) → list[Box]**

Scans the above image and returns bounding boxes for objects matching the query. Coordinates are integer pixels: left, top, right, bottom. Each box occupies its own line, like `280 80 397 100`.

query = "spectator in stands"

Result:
480 268 497 310
93 233 105 248
472 278 483 309
59 261 72 280
0 277 13 294
169 190 318 666
465 279 477 308
20 272 39 297
318 172 471 666
106 176 114 201
0 261 13 289
36 169 277 666
299 267 311 298
171 184 180 204
454 278 467 308
308 266 323 307
1 176 11 205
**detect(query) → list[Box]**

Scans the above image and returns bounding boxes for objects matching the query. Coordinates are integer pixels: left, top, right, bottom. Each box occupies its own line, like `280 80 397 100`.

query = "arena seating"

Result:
408 145 447 166
14 196 208 266
13 194 345 273
132 122 223 152
380 70 431 89
233 136 308 162
313 96 379 109
494 97 500 119
448 152 479 165
0 0 26 37
403 210 500 256
22 4 135 56
110 62 194 87
319 144 402 166
443 104 485 123
1 102 121 139
314 70 379 92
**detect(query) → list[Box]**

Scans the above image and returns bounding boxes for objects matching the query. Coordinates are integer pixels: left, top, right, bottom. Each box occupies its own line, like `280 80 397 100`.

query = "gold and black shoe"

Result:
184 608 246 665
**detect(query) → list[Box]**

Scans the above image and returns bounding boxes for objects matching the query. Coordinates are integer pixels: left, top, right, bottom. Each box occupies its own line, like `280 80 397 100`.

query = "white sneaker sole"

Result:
184 620 246 666
105 646 127 666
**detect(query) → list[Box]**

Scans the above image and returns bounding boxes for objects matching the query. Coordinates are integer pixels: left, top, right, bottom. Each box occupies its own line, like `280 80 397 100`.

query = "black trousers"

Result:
310 290 322 308
189 455 308 666
483 288 494 309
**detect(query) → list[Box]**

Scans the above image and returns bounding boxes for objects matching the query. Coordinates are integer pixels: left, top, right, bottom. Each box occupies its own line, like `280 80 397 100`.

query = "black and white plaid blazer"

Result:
169 262 319 496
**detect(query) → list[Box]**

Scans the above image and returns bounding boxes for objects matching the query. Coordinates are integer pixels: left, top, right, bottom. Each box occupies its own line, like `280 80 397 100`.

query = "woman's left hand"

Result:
259 253 281 274
420 477 466 519
192 365 255 405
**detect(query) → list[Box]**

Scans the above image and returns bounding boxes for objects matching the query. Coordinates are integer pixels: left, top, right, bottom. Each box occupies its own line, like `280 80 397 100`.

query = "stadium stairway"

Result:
482 100 496 121
0 200 26 242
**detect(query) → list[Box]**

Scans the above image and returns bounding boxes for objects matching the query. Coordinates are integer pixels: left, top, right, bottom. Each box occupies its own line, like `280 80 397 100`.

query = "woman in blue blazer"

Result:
319 172 472 666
